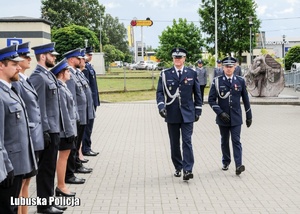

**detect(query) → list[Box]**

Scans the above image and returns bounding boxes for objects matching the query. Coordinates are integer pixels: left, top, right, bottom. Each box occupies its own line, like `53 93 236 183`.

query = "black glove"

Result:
219 112 230 123
159 108 167 118
195 115 200 122
1 170 14 188
246 119 252 128
67 135 75 143
43 131 51 148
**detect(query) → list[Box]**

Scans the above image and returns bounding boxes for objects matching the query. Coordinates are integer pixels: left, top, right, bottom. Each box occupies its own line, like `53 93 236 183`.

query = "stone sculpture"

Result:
244 54 284 97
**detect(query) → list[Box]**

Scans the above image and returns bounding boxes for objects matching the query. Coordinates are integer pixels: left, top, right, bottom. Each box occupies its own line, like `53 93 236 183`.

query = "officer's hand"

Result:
219 112 230 123
195 115 200 122
43 131 51 148
159 108 167 118
67 135 75 144
1 170 14 188
246 119 252 128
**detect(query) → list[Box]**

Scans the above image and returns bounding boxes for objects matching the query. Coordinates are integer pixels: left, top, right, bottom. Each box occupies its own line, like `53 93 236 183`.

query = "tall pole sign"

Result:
130 18 153 62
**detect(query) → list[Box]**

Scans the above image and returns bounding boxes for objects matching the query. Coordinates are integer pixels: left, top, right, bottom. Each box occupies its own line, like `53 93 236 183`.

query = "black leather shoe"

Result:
83 151 98 156
91 150 99 154
80 158 89 163
236 165 245 175
55 187 76 197
65 176 85 184
75 166 93 174
183 171 194 181
222 164 229 171
53 205 68 211
174 170 181 177
37 206 63 213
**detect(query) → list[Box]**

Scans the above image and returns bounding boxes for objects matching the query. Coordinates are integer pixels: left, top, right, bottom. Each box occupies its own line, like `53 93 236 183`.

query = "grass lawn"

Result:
98 67 210 102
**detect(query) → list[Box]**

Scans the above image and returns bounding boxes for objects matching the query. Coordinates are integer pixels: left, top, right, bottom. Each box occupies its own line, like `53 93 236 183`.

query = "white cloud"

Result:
103 2 121 9
278 7 294 14
256 5 267 16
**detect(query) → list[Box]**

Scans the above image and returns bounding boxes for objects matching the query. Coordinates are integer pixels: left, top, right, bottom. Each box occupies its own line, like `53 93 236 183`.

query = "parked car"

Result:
136 61 149 70
129 63 137 70
145 61 158 70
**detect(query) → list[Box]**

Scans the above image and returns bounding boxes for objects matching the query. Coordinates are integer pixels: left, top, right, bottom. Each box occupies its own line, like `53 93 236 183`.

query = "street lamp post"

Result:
249 16 253 65
282 34 286 70
84 39 88 48
99 11 102 52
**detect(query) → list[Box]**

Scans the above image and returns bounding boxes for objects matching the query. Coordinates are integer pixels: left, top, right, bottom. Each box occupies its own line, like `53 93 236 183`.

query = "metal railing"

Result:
284 71 300 91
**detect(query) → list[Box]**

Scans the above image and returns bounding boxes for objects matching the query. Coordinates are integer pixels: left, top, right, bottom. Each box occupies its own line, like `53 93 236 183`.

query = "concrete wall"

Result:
0 16 52 76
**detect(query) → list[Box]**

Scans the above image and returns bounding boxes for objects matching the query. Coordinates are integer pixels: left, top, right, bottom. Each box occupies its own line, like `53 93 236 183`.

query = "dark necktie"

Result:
228 78 231 84
26 78 33 87
11 86 18 95
178 70 182 79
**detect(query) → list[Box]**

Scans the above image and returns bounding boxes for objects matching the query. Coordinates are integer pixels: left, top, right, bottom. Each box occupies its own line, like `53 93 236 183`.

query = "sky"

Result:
2 0 300 48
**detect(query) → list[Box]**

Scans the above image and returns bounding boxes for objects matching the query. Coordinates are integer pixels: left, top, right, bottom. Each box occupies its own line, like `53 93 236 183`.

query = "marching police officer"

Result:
208 56 252 175
213 59 224 78
0 45 37 214
82 47 100 157
156 47 202 181
195 59 207 104
29 42 64 213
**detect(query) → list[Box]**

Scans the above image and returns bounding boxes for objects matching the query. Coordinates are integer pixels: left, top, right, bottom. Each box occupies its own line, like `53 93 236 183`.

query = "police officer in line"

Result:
234 59 242 76
208 56 252 176
213 59 224 78
29 42 65 214
12 42 44 214
76 49 96 161
64 48 92 185
82 47 100 157
195 59 207 105
50 59 77 198
156 47 202 181
0 45 37 214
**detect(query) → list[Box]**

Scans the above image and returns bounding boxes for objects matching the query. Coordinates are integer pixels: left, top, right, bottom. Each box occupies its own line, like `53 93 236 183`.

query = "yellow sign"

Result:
131 20 153 27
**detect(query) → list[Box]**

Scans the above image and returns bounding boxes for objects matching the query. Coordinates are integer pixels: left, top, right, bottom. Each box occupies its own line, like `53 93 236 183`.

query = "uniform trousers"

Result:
218 125 242 167
36 133 59 210
82 118 95 153
66 123 85 179
167 122 194 172
200 84 206 104
0 174 23 214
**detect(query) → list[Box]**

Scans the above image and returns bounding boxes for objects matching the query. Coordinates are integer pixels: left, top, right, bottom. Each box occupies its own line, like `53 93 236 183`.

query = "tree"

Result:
102 14 128 53
156 18 205 65
103 44 125 65
284 45 300 70
51 24 99 60
198 0 260 60
41 0 104 32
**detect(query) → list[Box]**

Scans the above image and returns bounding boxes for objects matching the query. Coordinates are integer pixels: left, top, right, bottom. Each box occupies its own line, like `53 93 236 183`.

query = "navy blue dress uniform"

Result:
82 47 100 156
29 42 64 213
64 48 90 183
208 56 252 175
213 59 224 78
0 45 37 214
195 59 207 104
12 42 44 154
156 48 202 181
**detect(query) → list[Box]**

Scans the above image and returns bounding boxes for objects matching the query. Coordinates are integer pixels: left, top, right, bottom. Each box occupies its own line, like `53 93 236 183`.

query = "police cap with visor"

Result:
171 47 187 58
31 42 59 55
0 45 24 62
222 56 237 67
